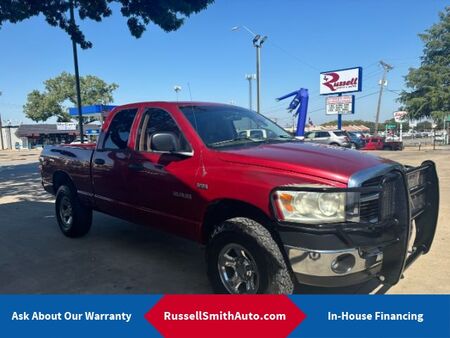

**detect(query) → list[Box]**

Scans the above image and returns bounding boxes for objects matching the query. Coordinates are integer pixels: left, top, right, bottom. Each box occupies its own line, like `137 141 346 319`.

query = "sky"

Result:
0 0 447 127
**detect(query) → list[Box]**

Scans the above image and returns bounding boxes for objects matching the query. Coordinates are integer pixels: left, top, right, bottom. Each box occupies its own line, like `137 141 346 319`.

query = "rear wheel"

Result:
206 217 294 294
329 142 340 147
55 185 92 238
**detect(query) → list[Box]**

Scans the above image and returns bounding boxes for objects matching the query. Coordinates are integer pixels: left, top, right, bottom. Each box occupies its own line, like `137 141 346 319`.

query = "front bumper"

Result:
276 161 439 288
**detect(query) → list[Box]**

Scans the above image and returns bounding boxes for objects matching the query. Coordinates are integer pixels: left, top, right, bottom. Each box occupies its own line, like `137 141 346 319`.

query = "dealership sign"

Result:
394 111 408 123
320 67 362 95
326 95 354 115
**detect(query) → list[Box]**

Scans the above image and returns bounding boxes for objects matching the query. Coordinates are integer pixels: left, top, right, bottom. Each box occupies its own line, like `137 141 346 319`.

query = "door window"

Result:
317 131 329 138
137 108 191 152
103 108 138 150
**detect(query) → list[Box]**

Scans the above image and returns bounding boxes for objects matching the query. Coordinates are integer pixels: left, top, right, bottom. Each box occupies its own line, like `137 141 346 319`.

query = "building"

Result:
0 125 21 150
11 123 101 149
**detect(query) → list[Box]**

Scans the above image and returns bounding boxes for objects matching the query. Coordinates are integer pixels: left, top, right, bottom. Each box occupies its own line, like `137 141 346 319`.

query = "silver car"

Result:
304 130 351 147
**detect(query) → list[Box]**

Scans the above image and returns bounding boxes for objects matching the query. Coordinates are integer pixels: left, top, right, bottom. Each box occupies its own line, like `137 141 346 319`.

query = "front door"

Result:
126 107 203 239
314 131 330 144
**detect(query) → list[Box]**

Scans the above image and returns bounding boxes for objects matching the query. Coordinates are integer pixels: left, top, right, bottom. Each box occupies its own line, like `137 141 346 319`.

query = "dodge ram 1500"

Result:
40 102 439 294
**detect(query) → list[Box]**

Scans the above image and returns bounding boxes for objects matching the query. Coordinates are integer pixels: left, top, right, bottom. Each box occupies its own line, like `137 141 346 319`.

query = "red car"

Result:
40 102 438 294
363 136 404 151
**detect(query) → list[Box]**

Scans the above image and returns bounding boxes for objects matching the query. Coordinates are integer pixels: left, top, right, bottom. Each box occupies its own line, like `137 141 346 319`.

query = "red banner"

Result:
145 295 306 338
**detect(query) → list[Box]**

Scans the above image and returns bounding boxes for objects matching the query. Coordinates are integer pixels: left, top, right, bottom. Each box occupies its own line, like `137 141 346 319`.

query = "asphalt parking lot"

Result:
0 148 449 294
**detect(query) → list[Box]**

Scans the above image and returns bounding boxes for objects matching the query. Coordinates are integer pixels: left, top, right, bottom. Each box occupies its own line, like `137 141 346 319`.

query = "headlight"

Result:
273 190 349 224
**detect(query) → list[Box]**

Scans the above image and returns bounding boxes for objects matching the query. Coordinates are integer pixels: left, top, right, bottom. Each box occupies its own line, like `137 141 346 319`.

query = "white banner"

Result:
325 95 354 115
56 122 77 131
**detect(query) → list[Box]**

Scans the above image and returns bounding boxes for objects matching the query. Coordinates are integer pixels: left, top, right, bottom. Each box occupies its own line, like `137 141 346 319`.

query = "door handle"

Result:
94 158 105 165
128 162 144 171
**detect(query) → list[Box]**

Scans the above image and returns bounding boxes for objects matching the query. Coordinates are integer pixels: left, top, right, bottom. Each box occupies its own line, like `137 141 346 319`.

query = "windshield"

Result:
179 105 294 149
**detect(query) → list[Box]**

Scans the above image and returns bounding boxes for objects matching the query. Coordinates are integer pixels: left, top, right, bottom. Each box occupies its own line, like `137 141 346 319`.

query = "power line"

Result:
267 40 321 72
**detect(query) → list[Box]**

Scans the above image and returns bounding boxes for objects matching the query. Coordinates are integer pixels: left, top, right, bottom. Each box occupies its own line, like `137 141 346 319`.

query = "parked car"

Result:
304 130 351 147
238 128 270 139
363 136 404 151
40 102 438 294
385 135 400 142
347 132 366 149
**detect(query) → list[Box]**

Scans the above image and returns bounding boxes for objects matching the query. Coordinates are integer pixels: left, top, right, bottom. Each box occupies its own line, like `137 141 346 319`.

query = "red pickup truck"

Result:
363 136 404 151
40 102 439 294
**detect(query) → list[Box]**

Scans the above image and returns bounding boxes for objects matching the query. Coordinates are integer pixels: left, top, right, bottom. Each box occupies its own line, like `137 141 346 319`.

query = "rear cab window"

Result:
103 108 138 150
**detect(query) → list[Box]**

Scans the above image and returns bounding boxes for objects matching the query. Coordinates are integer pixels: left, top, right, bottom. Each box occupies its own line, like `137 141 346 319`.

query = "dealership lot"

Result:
0 148 449 294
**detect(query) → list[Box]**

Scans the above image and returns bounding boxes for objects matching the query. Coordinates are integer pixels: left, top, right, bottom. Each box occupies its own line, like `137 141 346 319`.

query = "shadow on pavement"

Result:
0 199 389 295
0 161 390 294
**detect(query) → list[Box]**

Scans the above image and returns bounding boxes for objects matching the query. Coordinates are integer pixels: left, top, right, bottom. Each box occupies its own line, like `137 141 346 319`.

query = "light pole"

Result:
245 74 256 110
232 26 267 113
174 85 182 101
0 90 3 150
69 0 84 143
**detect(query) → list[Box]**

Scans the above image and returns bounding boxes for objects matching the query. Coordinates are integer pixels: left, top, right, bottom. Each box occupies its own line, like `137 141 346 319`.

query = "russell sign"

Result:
320 67 362 95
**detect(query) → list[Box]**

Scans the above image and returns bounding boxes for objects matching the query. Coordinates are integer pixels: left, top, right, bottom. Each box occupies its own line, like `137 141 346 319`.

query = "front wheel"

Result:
206 217 294 294
55 185 92 238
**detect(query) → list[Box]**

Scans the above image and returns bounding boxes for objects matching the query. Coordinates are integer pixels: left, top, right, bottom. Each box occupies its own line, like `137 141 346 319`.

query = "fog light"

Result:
331 254 356 274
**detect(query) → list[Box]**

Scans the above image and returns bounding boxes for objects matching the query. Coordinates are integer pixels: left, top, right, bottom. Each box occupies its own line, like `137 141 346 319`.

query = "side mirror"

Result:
151 132 179 152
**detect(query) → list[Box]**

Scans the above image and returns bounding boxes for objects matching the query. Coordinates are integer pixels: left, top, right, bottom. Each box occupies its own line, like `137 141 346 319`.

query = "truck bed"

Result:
40 144 96 196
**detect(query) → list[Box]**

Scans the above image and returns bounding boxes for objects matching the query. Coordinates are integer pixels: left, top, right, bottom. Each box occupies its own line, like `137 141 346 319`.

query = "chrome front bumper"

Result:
285 245 383 284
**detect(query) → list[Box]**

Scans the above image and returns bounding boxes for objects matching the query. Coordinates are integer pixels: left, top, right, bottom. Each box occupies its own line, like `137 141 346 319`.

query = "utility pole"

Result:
374 60 393 135
69 0 84 143
245 74 256 110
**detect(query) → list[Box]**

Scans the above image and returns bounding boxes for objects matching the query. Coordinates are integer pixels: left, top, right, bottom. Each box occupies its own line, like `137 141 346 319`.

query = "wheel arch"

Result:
53 170 75 194
201 199 277 244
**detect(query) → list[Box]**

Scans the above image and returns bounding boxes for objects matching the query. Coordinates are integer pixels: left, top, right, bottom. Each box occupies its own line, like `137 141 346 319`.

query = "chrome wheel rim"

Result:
218 243 259 294
59 196 73 230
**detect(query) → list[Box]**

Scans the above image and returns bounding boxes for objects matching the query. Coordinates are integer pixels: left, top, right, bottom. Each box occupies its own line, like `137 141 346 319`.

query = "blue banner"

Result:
0 295 449 338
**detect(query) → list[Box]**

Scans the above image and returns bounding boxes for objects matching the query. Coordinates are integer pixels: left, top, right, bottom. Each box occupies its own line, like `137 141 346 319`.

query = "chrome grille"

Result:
360 176 382 223
380 177 397 220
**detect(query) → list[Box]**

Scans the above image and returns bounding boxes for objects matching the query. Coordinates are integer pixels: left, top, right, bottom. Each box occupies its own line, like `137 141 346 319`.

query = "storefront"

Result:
16 124 100 148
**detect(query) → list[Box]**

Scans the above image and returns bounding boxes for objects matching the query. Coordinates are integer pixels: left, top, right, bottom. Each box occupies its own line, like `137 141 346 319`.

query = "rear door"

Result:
91 107 139 216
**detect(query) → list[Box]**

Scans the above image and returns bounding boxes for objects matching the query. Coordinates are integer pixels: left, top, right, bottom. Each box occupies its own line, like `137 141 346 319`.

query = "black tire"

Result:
383 146 392 151
329 142 340 147
206 217 294 294
55 185 92 238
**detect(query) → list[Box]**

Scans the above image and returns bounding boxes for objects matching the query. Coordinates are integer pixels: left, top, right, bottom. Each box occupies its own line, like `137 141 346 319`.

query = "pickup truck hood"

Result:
217 141 394 184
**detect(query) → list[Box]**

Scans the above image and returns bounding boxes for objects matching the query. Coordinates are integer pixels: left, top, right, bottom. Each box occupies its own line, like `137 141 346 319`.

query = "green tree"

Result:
0 0 214 49
24 72 118 122
399 6 450 123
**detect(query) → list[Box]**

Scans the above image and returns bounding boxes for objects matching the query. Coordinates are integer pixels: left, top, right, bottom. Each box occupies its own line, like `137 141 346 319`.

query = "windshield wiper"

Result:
209 137 264 147
277 135 295 139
